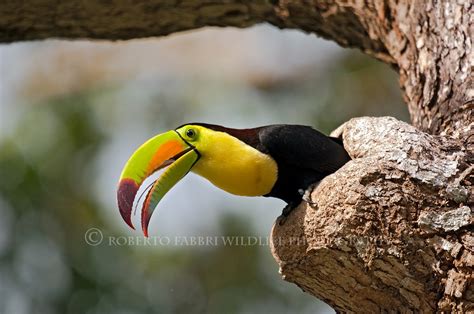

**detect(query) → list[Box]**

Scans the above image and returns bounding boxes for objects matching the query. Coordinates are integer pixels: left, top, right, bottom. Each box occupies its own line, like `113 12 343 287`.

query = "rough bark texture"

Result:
2 0 473 312
272 116 473 313
1 1 472 143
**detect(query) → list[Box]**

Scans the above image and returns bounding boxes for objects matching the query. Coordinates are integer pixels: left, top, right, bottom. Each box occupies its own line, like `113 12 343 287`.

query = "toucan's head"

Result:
117 124 277 236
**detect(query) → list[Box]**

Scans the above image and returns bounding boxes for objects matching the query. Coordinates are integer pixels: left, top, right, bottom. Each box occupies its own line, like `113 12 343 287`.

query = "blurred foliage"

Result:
0 29 408 314
0 92 331 314
253 50 409 133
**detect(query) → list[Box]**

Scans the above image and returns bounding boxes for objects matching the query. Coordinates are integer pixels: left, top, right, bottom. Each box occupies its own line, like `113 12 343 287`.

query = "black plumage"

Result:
257 125 350 206
192 123 351 208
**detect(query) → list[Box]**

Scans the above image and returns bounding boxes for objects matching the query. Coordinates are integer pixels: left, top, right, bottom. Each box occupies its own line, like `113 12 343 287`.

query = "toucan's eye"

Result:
186 128 196 139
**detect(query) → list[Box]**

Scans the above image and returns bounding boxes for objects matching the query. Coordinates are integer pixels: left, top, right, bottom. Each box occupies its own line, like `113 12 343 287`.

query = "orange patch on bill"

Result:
145 140 185 176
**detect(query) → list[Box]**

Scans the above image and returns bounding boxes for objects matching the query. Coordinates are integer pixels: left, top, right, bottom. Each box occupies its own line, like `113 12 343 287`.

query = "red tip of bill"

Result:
117 178 139 230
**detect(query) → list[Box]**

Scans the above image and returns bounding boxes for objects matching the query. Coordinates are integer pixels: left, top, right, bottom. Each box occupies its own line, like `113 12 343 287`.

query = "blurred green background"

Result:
0 25 408 314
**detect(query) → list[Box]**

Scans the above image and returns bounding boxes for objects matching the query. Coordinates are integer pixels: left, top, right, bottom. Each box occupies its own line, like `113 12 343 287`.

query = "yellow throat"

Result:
183 126 278 196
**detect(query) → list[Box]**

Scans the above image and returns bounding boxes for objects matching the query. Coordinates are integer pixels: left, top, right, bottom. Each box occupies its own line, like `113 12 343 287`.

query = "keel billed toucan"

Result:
117 124 350 236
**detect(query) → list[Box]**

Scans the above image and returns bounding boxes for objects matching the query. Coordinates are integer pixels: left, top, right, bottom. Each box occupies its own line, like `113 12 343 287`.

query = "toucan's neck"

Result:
190 127 277 196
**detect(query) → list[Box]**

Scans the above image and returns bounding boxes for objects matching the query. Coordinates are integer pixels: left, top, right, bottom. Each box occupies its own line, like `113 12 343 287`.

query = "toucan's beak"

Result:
117 130 199 236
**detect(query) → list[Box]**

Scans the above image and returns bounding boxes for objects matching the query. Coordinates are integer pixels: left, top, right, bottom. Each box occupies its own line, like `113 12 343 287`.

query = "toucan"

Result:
117 123 351 236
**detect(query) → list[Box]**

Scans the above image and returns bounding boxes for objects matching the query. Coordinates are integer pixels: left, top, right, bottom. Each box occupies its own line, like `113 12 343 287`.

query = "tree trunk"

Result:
2 0 472 312
272 116 473 312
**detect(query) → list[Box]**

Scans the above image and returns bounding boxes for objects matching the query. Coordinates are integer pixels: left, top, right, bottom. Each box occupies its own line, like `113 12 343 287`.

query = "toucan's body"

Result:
117 123 350 236
194 124 350 206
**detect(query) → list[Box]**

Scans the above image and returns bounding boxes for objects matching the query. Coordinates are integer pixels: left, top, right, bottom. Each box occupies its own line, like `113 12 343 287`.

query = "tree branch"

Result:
271 117 473 312
0 1 396 64
2 1 472 140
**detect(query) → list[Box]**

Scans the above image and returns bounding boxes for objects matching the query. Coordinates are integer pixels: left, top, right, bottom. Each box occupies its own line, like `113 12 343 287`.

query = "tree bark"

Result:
272 116 473 312
2 0 472 312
